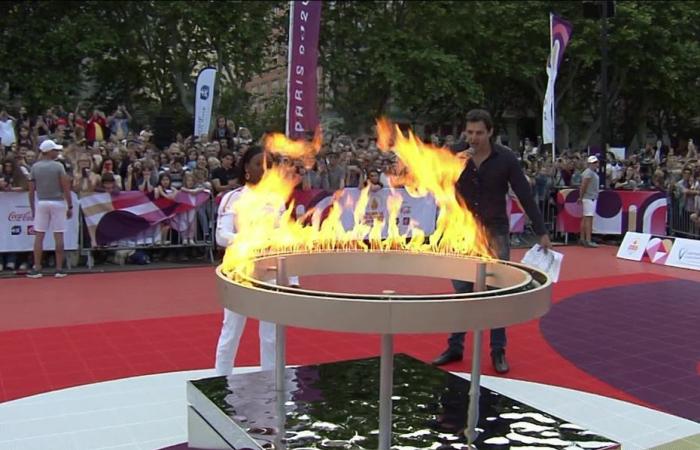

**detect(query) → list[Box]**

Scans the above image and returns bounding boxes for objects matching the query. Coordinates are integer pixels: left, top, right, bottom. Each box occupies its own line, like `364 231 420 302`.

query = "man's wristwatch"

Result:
68 205 74 209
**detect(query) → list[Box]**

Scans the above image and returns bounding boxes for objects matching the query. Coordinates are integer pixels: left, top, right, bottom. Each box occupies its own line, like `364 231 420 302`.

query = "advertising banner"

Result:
290 188 524 237
556 189 667 235
665 237 700 271
285 1 322 138
194 67 217 138
616 232 651 261
0 192 79 252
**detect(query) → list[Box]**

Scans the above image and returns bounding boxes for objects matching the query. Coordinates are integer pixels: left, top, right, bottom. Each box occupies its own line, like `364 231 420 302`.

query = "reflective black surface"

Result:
190 355 619 449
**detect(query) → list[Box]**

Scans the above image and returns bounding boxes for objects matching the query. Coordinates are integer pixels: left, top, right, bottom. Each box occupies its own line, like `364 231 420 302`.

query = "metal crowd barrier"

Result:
79 196 216 268
669 195 700 238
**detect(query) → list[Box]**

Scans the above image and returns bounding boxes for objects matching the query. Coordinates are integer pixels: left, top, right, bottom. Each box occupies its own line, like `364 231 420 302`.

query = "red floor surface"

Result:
0 246 697 422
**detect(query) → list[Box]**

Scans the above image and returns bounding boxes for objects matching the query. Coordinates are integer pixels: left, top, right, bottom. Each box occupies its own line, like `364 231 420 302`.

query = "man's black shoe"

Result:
491 350 509 374
432 350 463 366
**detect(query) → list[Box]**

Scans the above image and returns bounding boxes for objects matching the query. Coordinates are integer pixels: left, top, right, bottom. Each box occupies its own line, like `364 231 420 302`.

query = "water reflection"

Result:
190 355 619 449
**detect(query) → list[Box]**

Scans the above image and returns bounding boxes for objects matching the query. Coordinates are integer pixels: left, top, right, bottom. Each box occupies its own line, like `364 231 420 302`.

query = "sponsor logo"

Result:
200 85 210 100
8 210 32 222
11 225 21 235
627 238 639 252
678 248 700 266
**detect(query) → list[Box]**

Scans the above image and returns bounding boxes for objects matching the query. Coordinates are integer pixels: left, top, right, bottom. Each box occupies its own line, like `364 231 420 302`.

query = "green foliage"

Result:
1 1 699 146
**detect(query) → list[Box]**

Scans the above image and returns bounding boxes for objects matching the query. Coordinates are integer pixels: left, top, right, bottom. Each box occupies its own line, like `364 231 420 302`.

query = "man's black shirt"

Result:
211 165 241 187
455 143 547 236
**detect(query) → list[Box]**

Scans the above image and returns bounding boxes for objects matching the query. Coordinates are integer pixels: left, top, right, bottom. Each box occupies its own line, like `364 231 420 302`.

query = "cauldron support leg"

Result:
465 261 487 445
378 333 394 450
275 257 288 393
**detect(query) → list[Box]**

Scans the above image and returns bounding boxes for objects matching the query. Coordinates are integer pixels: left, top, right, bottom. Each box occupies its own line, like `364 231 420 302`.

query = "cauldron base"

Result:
186 355 619 449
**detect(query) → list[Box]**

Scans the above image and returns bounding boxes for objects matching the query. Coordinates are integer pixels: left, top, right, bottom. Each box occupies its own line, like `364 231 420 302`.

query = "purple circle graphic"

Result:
596 190 622 218
541 279 700 422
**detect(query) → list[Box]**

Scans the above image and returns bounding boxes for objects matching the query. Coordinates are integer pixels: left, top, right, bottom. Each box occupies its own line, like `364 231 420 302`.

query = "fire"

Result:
221 119 491 283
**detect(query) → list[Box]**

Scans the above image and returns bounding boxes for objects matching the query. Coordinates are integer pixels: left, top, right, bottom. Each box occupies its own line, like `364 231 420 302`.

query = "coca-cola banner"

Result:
285 0 322 138
0 192 79 252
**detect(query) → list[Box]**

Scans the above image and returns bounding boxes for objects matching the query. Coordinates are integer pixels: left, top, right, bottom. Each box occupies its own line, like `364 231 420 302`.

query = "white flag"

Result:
194 67 217 138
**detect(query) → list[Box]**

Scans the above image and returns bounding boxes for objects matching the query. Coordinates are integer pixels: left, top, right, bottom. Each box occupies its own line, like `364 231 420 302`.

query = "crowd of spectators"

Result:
0 103 698 272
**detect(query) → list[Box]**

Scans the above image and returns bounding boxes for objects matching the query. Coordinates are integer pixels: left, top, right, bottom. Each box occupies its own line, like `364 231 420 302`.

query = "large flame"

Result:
221 120 491 283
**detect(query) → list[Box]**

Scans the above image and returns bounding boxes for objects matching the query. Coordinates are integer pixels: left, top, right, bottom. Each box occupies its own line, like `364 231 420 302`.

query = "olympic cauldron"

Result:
206 249 552 449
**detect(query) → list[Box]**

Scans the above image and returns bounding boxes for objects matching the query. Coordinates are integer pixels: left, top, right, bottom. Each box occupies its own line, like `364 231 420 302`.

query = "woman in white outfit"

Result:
214 146 292 376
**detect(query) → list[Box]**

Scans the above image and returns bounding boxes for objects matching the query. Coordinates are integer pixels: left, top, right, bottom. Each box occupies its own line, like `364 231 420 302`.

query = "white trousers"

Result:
214 308 276 376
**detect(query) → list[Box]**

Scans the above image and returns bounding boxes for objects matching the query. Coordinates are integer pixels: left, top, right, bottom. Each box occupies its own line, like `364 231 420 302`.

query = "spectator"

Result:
178 172 208 244
168 157 187 189
2 158 28 191
344 157 365 188
16 125 33 150
326 152 345 190
123 160 143 191
96 172 120 194
155 172 177 245
157 151 170 172
210 151 241 194
73 153 96 194
0 109 17 153
154 172 177 200
676 167 699 213
96 157 122 190
27 140 74 278
138 160 158 193
578 156 600 248
193 155 211 189
207 156 221 172
209 116 234 147
107 105 131 140
85 109 107 145
365 169 383 192
186 149 198 170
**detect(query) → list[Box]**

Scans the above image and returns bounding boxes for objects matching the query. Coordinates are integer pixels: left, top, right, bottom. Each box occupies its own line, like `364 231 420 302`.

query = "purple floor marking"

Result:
541 279 700 422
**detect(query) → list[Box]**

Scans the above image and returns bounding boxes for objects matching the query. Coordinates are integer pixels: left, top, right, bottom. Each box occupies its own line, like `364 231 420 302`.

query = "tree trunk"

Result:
576 117 600 150
173 70 194 115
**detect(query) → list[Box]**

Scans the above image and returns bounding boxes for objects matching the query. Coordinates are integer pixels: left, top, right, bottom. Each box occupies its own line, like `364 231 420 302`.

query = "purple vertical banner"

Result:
550 13 572 72
286 1 322 138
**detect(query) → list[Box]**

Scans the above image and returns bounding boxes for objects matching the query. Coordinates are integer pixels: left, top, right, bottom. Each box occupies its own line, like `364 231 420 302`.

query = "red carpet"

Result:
1 247 697 423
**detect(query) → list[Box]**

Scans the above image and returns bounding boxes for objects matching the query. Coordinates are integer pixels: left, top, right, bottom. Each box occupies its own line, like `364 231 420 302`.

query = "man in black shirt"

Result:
432 109 552 374
211 152 241 194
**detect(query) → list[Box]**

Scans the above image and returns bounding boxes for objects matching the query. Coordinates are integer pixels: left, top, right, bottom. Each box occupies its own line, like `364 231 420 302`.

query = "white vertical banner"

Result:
194 67 217 138
543 13 572 159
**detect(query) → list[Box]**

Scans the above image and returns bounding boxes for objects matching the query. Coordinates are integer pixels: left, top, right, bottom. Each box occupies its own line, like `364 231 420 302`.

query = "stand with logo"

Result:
617 231 699 271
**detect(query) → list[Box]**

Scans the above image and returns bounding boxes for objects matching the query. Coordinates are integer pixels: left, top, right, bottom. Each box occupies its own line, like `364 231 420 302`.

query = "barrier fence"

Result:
1 188 698 269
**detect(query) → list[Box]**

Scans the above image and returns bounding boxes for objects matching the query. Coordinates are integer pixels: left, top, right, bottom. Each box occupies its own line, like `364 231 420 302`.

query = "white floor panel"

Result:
0 368 697 450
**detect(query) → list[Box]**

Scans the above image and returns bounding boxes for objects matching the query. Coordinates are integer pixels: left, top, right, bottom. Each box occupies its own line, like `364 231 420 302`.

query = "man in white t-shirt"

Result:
578 155 600 248
0 109 17 152
27 140 74 278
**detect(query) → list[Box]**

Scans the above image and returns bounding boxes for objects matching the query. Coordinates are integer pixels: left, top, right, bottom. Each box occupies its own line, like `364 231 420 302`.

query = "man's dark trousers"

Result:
446 232 510 355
